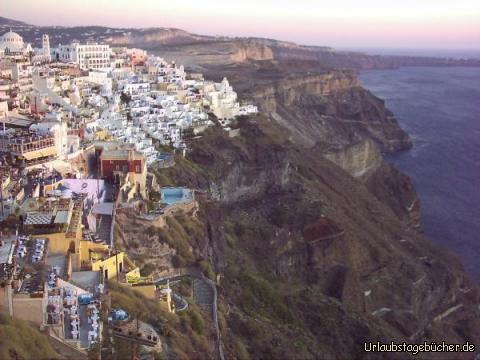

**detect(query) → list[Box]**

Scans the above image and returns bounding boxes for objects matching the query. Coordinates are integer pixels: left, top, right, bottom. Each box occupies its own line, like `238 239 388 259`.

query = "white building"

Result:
30 121 68 157
52 42 111 70
205 77 240 119
0 31 33 57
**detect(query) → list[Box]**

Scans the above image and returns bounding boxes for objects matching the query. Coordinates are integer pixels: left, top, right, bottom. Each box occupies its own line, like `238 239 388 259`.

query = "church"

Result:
0 30 33 57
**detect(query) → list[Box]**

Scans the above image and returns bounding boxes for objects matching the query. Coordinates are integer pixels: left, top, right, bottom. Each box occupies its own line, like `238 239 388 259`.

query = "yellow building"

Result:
24 196 84 270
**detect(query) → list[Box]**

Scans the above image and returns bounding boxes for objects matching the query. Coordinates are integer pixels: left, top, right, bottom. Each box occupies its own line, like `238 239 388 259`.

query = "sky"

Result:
2 0 480 50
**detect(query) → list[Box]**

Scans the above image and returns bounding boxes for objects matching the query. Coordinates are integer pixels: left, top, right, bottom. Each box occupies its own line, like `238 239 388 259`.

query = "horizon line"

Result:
2 15 480 53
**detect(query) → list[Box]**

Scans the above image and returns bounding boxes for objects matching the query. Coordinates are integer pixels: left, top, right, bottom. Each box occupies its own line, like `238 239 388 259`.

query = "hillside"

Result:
0 16 28 27
0 313 59 359
138 116 480 359
1 16 479 70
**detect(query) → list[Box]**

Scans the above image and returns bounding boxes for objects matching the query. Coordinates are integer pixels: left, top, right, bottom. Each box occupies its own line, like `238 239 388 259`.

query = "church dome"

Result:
0 31 25 52
1 31 24 44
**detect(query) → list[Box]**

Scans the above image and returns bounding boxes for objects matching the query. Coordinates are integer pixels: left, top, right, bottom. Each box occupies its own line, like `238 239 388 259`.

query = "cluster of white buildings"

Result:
0 30 258 168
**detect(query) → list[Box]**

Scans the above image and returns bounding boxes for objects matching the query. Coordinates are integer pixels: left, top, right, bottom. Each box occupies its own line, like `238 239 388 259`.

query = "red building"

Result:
100 149 145 182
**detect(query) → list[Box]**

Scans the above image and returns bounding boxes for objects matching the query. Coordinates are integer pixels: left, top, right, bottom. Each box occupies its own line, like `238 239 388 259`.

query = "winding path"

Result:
154 268 224 360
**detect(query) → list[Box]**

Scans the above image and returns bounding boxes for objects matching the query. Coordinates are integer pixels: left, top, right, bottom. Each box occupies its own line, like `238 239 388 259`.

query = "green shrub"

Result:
199 260 215 280
234 337 250 360
188 309 204 334
239 271 293 323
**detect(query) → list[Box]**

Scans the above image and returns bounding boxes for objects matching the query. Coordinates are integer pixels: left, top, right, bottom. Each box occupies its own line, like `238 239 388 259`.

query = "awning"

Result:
22 150 44 161
21 147 57 160
40 147 57 158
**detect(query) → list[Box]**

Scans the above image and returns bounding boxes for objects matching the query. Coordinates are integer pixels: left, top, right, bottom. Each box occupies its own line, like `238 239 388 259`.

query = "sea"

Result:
359 65 480 281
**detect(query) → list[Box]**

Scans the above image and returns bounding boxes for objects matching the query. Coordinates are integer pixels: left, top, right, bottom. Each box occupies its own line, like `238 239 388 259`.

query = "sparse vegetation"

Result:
198 259 215 281
239 271 293 324
107 281 214 359
0 314 58 360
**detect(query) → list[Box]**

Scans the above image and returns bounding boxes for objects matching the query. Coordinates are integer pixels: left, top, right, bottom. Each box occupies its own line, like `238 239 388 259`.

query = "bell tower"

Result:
42 34 51 62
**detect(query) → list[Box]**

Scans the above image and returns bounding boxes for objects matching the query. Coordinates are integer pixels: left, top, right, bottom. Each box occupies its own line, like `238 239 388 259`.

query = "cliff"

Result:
322 140 420 229
230 40 274 62
239 70 412 153
323 139 382 178
158 121 480 359
106 28 213 47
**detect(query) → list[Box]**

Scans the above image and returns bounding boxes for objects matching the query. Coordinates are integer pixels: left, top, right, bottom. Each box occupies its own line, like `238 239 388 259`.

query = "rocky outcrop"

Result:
322 139 421 229
107 28 211 47
365 163 422 231
247 70 359 113
243 70 412 152
323 139 382 178
230 40 274 62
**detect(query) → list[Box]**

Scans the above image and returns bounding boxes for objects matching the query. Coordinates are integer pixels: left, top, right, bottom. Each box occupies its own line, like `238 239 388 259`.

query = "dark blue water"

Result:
360 67 480 280
342 48 480 59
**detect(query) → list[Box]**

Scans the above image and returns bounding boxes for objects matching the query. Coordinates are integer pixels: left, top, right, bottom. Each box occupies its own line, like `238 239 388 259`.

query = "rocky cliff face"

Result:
230 40 274 62
228 66 420 234
322 139 421 229
107 28 211 47
242 70 412 153
365 162 422 231
166 121 480 359
323 139 382 178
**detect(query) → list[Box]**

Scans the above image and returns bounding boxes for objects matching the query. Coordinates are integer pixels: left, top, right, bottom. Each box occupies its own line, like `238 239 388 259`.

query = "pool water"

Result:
161 188 193 205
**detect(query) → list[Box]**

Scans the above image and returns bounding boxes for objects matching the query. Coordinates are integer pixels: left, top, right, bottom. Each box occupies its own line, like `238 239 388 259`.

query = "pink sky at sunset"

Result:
2 0 479 50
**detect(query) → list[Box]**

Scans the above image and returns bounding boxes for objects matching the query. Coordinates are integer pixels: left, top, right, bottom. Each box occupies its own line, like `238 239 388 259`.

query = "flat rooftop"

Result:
0 116 34 128
0 240 14 264
71 271 101 291
46 255 67 278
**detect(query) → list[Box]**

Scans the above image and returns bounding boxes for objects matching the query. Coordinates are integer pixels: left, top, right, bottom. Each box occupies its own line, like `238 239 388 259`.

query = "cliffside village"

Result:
0 30 257 355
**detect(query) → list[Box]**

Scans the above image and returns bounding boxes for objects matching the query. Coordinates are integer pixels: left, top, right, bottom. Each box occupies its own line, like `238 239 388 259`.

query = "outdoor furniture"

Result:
78 293 92 305
65 297 75 306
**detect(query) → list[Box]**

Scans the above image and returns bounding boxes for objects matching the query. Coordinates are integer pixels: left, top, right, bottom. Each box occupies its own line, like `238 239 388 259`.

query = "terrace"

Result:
23 198 74 235
0 130 56 160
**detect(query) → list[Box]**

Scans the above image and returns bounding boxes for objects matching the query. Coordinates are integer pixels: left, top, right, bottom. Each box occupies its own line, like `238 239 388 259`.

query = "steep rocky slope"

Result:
240 70 412 152
158 120 480 359
199 61 417 231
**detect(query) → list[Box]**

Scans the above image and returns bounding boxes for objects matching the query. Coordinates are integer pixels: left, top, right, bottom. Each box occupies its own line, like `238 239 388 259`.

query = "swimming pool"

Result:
161 188 193 206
